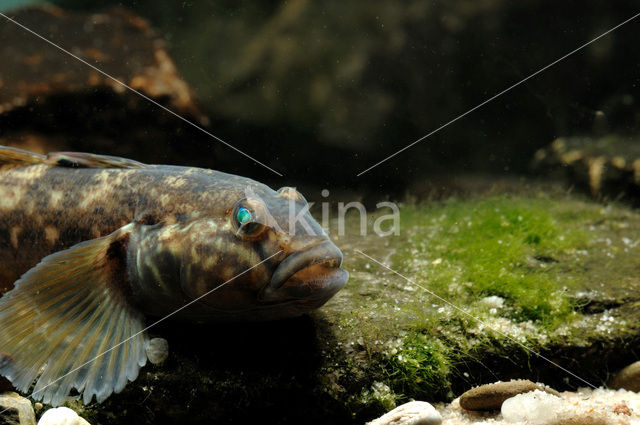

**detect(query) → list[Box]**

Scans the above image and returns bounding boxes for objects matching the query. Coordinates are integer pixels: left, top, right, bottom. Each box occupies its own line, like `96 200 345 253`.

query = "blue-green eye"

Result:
236 207 252 225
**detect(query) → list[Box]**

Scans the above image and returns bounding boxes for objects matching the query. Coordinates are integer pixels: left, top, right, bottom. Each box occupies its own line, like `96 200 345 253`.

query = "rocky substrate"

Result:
369 377 640 425
6 376 640 425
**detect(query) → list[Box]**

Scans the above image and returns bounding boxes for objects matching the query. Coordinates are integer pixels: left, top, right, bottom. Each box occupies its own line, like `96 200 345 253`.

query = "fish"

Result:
0 145 348 406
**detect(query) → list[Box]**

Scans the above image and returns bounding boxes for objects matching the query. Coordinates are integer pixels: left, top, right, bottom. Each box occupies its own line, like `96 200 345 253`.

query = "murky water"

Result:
1 2 640 424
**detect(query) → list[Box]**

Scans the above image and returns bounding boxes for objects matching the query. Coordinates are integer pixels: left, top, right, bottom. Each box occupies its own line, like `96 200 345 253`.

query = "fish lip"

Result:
270 240 344 290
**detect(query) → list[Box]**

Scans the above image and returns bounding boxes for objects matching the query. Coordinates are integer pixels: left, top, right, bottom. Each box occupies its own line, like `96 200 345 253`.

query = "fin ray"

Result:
0 224 148 406
0 145 45 168
0 144 148 169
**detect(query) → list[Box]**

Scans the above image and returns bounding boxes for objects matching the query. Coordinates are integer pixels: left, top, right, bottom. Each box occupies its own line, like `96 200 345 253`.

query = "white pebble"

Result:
145 337 169 365
0 392 36 425
501 390 563 424
367 401 442 425
38 407 91 425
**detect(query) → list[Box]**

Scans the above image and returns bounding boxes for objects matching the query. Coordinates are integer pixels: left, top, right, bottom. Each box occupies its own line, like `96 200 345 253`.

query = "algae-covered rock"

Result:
57 188 640 425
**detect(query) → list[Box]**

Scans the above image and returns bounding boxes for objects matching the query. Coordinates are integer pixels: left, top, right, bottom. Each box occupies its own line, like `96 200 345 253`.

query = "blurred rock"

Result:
63 0 639 185
608 360 640 392
0 5 214 170
459 380 560 411
145 337 169 366
0 5 203 120
38 407 91 425
532 136 640 203
367 401 441 425
0 392 36 425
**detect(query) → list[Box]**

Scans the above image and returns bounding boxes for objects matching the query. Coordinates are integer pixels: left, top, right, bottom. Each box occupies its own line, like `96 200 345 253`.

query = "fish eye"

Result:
232 200 267 238
236 207 252 226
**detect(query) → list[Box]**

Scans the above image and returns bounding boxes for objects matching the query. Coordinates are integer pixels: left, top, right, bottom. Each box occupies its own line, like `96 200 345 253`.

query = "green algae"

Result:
321 192 640 416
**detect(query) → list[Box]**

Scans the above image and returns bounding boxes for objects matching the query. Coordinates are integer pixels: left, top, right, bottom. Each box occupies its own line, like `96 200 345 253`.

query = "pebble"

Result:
501 390 563 423
367 401 442 425
38 407 91 425
145 337 169 365
438 387 638 425
459 380 560 411
609 360 640 391
0 391 36 425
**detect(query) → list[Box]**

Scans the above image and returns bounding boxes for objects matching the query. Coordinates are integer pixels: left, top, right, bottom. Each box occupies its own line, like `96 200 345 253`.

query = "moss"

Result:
383 333 452 400
322 191 640 412
393 195 592 327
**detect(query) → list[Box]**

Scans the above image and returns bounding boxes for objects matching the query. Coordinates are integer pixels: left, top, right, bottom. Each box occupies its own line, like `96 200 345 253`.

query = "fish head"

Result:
179 184 348 320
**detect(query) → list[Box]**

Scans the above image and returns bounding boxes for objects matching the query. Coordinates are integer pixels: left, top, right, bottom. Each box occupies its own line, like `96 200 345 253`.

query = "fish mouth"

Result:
265 240 348 301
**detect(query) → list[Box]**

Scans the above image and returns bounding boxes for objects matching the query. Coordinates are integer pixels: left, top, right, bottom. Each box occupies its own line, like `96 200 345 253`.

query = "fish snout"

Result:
270 240 344 290
262 239 348 306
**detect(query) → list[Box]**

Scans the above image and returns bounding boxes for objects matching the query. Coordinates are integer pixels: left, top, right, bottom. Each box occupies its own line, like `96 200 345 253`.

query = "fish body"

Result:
0 146 348 405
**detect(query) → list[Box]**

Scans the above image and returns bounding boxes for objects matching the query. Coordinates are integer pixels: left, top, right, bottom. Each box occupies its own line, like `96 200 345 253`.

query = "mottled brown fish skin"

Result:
0 160 345 320
0 164 208 293
0 163 267 296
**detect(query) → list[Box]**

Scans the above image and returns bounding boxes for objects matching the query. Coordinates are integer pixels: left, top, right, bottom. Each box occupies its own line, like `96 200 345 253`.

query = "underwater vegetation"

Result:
324 190 640 420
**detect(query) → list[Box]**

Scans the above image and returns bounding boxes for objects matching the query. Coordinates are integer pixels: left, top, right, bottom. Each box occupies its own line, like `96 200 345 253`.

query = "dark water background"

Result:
4 0 640 196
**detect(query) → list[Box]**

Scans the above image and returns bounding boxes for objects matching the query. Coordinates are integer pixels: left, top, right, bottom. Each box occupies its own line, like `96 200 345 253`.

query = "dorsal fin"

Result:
44 151 148 169
0 145 148 169
0 145 46 167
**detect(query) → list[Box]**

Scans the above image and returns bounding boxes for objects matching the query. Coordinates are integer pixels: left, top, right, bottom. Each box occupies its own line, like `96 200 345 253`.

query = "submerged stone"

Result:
146 338 169 366
500 390 564 423
38 407 91 425
367 401 442 425
0 392 36 425
608 361 640 392
459 380 560 411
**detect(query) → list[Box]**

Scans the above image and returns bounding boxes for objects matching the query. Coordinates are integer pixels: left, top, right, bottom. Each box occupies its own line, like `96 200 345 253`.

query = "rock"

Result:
145 337 169 365
0 5 204 120
367 401 442 425
37 407 91 425
459 380 560 411
608 360 640 391
500 390 564 424
0 5 213 172
532 136 640 202
0 392 36 425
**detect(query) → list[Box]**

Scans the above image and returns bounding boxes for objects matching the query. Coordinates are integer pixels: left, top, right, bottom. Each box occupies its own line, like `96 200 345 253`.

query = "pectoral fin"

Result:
0 224 148 406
